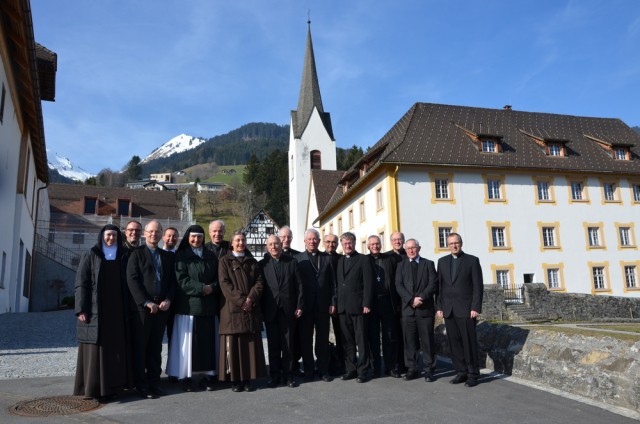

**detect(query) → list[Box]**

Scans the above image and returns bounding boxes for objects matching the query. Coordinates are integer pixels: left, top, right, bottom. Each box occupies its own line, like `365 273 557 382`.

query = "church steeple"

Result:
292 21 334 140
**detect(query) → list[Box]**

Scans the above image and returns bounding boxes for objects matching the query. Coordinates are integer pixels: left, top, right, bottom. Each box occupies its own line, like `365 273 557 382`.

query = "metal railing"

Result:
503 283 525 304
34 233 82 271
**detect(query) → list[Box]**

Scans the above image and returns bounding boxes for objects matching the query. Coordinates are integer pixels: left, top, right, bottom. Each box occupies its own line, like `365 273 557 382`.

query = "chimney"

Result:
503 105 512 110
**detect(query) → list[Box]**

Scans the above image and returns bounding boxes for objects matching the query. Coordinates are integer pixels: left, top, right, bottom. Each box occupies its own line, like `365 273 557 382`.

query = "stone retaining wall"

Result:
436 322 640 412
481 283 640 321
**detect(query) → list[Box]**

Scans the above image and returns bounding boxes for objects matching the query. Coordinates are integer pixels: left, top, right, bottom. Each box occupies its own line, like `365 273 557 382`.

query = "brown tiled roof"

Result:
35 43 56 101
374 102 640 173
318 102 640 218
48 184 181 219
311 170 344 212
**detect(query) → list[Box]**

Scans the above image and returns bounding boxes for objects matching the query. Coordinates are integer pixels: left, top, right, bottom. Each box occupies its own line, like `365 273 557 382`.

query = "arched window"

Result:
310 150 322 170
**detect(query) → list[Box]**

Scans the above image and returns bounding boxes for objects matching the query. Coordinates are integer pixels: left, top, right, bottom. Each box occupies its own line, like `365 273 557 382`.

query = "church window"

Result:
310 150 322 169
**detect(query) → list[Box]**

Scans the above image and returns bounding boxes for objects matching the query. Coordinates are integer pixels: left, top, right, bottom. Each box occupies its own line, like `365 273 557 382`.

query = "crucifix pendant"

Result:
377 276 381 282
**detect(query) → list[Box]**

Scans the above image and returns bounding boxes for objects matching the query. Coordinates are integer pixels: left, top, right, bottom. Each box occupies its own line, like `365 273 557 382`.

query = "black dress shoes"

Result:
424 372 436 382
465 378 478 387
231 384 243 393
321 374 333 382
149 386 167 397
267 378 281 388
341 371 357 381
403 370 419 381
450 375 467 384
182 378 193 392
355 374 369 383
243 383 256 392
201 376 216 391
287 378 297 388
136 389 158 399
389 369 402 378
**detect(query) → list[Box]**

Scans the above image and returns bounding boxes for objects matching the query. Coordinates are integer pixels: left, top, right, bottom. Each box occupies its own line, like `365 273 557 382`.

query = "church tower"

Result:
288 22 337 250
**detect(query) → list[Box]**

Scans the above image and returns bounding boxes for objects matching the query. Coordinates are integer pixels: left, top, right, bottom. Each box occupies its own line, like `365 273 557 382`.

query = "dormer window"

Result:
615 147 629 160
482 140 496 153
548 144 563 157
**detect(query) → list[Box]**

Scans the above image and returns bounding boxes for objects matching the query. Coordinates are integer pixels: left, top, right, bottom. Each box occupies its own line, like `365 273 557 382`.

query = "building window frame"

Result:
533 176 556 205
429 173 455 204
599 178 622 204
432 221 458 253
486 221 512 252
490 264 515 289
567 178 590 204
375 186 384 211
614 223 637 250
548 143 564 157
630 181 640 204
621 261 640 292
348 209 354 229
584 222 606 250
537 221 562 251
589 262 611 293
542 263 565 291
483 175 507 204
359 200 366 223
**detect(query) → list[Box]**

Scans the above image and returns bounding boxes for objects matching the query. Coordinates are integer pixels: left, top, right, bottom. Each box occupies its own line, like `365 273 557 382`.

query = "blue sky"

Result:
33 0 640 174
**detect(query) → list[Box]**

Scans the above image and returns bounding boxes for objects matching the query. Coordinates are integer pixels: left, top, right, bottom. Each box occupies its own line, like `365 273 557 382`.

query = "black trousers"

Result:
444 316 479 378
264 308 296 379
339 313 371 376
402 315 435 372
131 309 168 390
300 302 331 376
368 296 399 374
330 313 345 372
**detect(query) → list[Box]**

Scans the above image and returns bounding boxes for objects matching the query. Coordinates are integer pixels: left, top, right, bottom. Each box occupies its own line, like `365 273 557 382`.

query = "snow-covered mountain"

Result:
140 134 207 164
47 150 94 182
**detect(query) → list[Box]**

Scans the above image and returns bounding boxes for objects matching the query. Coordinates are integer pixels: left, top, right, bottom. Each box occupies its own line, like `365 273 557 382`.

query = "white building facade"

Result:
313 103 640 297
0 0 56 312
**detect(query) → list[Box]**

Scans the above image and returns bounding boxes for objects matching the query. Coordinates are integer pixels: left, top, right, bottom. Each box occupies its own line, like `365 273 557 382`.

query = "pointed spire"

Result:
292 20 333 140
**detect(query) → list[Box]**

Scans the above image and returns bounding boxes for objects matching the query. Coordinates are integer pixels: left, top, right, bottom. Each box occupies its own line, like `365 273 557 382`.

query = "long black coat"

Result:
336 251 373 314
436 252 483 318
369 253 401 314
259 255 304 322
75 243 128 343
126 246 177 311
294 251 335 311
395 256 438 318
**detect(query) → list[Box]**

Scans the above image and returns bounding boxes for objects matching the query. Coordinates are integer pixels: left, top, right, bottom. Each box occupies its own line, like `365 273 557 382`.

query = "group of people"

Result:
73 219 484 402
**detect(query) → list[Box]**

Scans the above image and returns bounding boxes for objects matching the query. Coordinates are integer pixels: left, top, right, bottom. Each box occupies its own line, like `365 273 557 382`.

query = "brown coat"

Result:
218 253 264 335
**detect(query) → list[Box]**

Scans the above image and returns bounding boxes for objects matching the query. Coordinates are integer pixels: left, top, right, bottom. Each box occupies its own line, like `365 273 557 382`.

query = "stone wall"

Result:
480 283 640 321
524 283 640 321
465 322 640 412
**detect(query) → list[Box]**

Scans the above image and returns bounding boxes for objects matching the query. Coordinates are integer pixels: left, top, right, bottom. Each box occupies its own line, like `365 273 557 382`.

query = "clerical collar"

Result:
411 256 421 263
232 252 245 257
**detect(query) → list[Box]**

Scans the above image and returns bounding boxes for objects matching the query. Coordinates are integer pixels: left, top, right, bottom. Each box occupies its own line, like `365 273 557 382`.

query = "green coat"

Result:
173 247 219 317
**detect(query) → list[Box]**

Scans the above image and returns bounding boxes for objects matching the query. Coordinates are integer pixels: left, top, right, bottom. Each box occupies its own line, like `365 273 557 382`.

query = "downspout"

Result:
389 165 400 232
29 180 49 311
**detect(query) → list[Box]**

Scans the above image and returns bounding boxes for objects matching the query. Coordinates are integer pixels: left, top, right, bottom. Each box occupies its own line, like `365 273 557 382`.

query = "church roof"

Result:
311 169 345 213
318 102 640 218
291 23 335 140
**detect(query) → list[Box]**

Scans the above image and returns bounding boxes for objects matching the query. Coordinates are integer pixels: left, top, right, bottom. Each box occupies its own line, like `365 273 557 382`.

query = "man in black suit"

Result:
366 235 401 378
323 233 344 375
279 225 301 257
127 220 177 399
336 232 373 383
259 235 304 388
205 219 230 259
385 231 408 375
295 229 336 382
436 233 484 388
395 239 438 382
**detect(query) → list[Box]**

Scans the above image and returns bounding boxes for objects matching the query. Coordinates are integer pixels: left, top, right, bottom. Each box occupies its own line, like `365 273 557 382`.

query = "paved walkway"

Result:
1 311 638 423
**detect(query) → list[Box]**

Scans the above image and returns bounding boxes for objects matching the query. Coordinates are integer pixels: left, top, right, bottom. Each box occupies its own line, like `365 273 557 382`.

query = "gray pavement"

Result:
1 311 639 423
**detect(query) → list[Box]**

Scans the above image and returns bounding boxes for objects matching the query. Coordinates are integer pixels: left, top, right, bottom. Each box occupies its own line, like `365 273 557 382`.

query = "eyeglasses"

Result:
126 228 141 233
